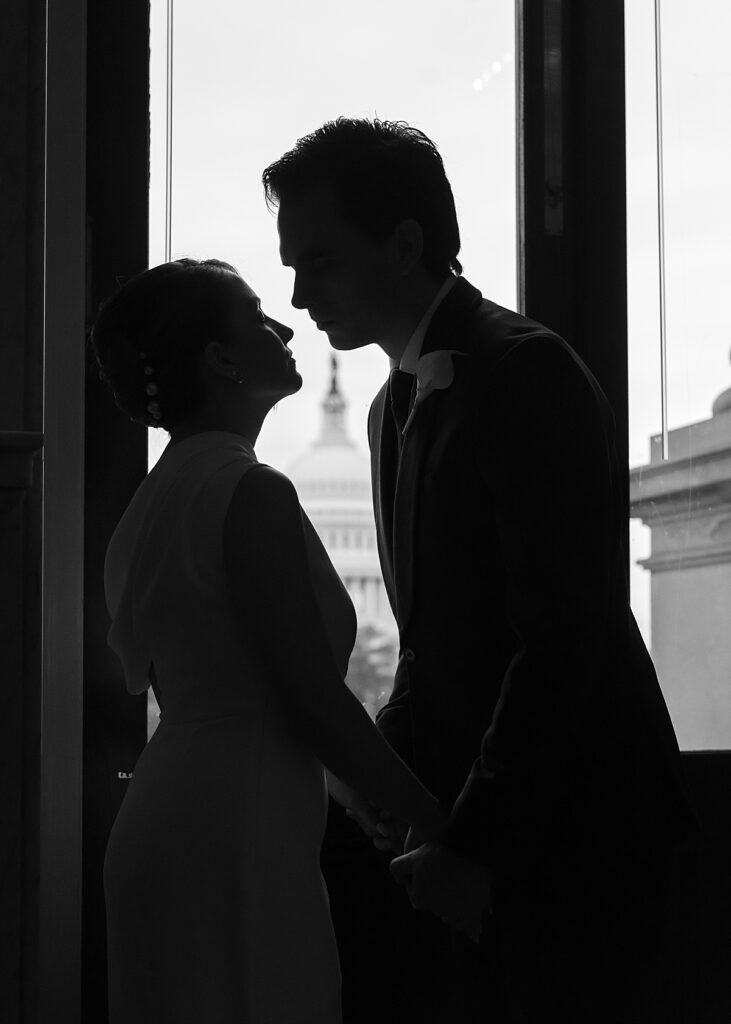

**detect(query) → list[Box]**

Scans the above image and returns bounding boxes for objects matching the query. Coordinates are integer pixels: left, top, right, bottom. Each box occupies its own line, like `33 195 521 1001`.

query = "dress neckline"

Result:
161 430 256 461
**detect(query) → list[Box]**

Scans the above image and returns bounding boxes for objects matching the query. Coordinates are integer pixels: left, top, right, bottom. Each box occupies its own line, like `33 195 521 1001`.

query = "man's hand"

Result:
390 838 492 942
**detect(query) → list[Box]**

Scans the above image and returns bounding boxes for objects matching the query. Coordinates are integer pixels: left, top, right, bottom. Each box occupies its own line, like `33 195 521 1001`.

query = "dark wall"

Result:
519 0 629 462
518 0 630 578
682 753 731 1021
0 2 46 1023
83 2 150 1020
0 0 45 434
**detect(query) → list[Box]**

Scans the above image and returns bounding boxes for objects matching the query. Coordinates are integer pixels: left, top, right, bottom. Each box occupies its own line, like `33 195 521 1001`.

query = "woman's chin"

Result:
277 370 304 399
255 370 303 410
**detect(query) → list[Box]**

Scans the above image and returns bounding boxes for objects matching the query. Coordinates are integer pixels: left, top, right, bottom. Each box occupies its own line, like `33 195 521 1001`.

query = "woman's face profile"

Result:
222 276 302 403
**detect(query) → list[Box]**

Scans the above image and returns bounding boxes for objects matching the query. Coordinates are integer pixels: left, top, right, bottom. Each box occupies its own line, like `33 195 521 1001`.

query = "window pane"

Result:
147 0 516 738
627 0 731 749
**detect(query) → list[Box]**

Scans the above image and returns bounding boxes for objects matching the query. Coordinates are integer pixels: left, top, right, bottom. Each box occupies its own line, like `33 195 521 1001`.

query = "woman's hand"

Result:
368 810 409 855
326 771 380 837
326 772 408 853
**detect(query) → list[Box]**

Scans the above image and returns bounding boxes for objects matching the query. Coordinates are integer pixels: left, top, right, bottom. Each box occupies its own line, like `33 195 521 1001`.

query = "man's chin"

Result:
328 330 372 352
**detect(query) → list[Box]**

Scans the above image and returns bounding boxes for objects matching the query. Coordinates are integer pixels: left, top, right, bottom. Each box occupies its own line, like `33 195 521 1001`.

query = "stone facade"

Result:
630 386 731 750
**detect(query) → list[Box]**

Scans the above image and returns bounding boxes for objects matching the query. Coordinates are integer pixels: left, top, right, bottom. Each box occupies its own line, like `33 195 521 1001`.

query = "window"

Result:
627 0 731 750
147 0 516 737
148 0 516 470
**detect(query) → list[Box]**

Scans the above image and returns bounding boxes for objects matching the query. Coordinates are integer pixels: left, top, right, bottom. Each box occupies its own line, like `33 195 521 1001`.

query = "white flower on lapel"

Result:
402 350 465 436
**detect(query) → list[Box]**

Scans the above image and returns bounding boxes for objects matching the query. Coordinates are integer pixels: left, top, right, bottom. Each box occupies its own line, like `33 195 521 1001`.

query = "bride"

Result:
92 257 445 1024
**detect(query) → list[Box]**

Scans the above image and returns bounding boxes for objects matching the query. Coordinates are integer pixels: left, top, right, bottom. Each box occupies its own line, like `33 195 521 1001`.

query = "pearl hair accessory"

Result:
139 350 162 422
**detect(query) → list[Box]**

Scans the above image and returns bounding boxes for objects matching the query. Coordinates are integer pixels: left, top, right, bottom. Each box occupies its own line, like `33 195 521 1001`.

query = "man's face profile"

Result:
277 185 401 351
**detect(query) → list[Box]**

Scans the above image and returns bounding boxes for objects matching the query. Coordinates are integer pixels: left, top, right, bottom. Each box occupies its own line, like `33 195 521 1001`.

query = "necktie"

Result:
389 368 416 438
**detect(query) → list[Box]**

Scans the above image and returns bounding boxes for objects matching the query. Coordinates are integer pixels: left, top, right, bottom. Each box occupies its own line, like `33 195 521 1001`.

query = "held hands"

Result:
327 775 488 940
351 792 445 857
389 833 492 943
325 772 408 853
347 805 409 855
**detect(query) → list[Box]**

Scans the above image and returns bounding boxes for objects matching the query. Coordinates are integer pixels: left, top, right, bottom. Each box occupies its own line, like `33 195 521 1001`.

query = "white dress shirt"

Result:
398 273 458 374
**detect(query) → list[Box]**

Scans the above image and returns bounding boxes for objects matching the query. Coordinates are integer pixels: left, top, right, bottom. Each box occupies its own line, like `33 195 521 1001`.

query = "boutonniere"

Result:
402 350 466 436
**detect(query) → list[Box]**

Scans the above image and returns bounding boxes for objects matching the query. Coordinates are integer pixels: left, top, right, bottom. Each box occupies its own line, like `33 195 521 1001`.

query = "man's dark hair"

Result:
262 117 462 281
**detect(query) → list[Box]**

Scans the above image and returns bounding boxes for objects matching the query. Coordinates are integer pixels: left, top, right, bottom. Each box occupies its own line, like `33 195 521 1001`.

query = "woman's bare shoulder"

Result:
226 463 298 510
223 463 304 555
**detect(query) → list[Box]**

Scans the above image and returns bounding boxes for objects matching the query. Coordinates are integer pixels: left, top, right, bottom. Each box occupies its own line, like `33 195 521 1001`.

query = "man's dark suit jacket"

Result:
368 277 694 1012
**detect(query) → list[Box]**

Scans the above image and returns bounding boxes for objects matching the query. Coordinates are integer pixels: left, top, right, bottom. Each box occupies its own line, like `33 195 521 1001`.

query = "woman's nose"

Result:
273 319 294 343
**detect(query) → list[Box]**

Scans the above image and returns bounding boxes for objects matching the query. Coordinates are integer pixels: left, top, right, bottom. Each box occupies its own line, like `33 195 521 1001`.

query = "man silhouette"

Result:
264 117 695 1023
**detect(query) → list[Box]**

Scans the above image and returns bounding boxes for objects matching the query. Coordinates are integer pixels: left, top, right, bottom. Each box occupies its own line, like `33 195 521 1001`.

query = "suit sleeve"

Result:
442 336 618 876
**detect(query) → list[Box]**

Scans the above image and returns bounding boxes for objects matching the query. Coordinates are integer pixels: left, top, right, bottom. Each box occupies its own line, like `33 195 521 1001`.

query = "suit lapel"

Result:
371 383 399 607
393 392 441 625
390 277 483 627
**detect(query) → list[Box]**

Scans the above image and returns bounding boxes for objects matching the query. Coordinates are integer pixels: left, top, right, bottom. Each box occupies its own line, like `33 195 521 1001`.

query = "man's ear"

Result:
394 219 424 276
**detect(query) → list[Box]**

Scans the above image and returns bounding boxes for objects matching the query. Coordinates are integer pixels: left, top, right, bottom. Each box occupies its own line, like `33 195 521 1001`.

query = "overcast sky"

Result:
148 0 517 471
147 0 731 721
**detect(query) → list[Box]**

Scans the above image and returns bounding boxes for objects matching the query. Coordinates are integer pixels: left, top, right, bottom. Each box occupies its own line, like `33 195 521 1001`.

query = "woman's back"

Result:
106 430 354 722
103 431 353 1024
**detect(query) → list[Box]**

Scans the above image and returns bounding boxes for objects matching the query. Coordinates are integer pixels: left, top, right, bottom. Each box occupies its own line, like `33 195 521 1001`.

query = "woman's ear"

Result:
202 340 237 380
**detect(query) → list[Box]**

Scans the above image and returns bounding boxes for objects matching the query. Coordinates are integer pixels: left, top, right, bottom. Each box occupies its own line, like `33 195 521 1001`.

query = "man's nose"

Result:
291 274 309 311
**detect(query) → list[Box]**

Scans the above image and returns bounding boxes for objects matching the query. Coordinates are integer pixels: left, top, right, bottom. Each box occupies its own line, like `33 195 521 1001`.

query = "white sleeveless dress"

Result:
103 431 356 1024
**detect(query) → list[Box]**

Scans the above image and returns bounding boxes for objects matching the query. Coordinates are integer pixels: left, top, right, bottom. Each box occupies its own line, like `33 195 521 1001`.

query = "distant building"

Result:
630 365 731 750
288 355 394 629
288 356 398 717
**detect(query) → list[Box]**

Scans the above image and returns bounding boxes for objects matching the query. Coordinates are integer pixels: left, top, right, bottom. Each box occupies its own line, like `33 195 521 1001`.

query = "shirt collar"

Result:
399 274 458 374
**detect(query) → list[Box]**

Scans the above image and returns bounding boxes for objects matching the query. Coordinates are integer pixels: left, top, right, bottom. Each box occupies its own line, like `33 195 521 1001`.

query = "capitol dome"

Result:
288 438 371 502
712 348 731 417
288 356 392 628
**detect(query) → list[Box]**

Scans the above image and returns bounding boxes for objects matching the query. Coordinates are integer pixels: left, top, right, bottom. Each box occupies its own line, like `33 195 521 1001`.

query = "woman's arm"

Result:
222 464 444 840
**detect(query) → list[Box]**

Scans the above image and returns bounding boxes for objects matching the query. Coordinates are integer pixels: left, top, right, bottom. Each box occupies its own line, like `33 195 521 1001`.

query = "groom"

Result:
264 118 695 1022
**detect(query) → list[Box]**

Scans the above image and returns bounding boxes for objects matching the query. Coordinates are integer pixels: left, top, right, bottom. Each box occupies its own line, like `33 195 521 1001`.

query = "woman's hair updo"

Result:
91 258 243 430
